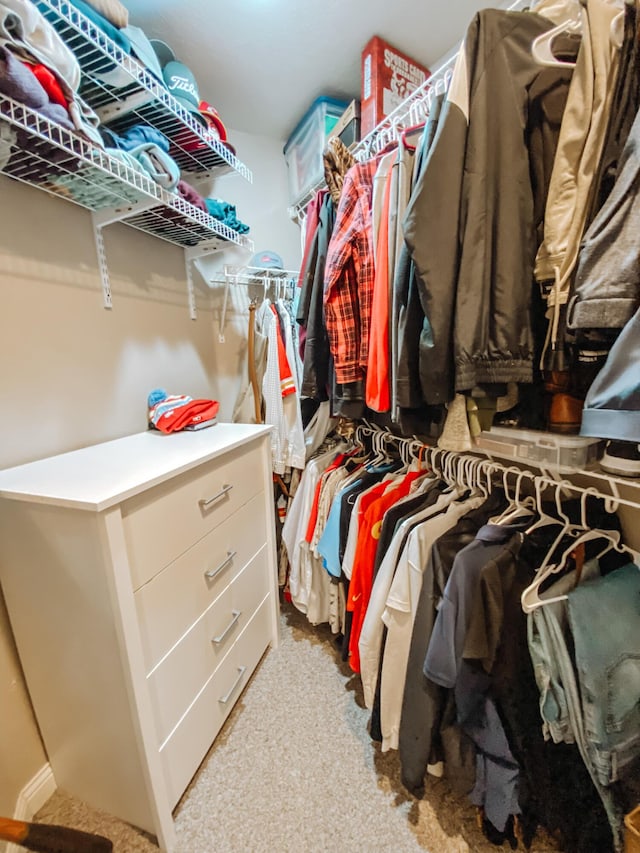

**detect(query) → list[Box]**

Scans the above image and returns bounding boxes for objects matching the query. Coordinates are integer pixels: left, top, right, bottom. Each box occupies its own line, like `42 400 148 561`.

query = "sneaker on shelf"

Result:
600 440 640 477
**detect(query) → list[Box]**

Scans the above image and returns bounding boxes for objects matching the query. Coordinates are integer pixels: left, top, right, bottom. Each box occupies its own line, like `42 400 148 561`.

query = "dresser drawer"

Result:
122 441 265 590
146 545 271 744
159 594 272 808
135 492 268 672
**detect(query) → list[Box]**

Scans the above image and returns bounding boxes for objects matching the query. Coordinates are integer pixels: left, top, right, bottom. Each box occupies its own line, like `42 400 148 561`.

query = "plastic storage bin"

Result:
474 427 604 471
626 805 640 853
283 96 348 205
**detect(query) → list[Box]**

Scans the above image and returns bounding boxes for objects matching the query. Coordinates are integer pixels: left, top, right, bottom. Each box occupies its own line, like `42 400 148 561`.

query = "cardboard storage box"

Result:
333 99 361 149
361 36 430 138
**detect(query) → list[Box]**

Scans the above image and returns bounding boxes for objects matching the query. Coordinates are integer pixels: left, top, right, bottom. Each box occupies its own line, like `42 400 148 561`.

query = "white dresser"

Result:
0 424 280 852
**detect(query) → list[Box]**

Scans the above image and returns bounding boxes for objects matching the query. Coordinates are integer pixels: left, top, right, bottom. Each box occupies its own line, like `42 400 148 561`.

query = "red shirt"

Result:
366 160 394 411
347 470 423 672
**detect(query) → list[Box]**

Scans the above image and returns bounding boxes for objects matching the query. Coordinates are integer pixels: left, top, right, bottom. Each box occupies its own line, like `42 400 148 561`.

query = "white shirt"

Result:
282 447 340 613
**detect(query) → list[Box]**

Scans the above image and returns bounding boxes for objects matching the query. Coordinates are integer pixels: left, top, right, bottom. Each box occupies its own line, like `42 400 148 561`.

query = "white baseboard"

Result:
5 764 57 853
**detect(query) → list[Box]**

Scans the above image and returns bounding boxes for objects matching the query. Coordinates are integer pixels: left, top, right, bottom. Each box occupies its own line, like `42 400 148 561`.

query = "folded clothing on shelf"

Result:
0 45 74 129
2 0 103 145
147 389 219 434
106 124 170 152
65 0 130 51
204 197 250 234
100 124 180 190
176 178 207 211
79 0 128 29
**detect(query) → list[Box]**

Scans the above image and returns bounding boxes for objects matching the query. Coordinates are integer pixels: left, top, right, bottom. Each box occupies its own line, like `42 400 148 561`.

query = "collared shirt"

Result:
398 491 509 795
324 158 380 384
424 521 530 689
380 494 483 752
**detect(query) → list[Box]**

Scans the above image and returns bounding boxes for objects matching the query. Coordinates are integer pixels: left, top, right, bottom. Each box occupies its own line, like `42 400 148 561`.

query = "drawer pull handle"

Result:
199 484 233 510
212 610 242 645
218 666 247 705
205 550 237 581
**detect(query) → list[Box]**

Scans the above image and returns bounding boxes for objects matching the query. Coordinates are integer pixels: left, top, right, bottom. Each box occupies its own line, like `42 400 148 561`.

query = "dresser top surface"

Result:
0 425 273 511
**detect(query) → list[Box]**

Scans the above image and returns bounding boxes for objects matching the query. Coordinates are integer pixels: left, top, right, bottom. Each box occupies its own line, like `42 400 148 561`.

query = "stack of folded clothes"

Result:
147 388 219 433
204 197 250 234
0 0 103 145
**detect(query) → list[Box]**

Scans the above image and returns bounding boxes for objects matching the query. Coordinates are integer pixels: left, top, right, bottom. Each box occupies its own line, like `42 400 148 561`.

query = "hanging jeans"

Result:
567 562 640 788
527 562 640 851
527 559 601 745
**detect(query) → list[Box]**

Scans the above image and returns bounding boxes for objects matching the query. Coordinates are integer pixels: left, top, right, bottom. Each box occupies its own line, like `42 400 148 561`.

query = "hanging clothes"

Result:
324 157 380 389
257 299 306 475
403 8 574 404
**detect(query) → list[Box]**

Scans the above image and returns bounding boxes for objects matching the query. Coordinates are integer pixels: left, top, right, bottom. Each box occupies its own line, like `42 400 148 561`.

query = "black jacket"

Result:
403 9 572 404
299 193 335 400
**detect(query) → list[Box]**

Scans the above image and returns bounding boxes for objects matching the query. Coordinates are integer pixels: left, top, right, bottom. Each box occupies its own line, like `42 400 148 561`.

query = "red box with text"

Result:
361 36 430 138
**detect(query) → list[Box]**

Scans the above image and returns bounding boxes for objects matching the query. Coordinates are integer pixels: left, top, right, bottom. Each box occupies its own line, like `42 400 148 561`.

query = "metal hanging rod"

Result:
352 424 640 515
214 265 298 342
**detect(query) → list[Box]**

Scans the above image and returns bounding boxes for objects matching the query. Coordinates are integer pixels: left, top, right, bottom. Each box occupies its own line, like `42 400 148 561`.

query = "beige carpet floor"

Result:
34 602 562 853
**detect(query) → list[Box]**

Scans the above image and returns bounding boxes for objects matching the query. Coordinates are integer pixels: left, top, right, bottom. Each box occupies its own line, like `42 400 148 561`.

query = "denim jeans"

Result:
528 560 600 745
526 561 639 851
567 562 640 788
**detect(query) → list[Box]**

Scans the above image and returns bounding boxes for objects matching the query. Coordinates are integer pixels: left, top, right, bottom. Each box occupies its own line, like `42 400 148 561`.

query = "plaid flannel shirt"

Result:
324 159 379 384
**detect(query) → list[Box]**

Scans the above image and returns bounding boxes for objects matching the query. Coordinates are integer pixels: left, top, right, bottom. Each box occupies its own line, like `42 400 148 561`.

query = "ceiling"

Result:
124 0 513 142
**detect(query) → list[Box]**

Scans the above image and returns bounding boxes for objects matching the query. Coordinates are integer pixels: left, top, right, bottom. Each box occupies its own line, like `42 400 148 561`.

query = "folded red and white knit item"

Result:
149 394 219 433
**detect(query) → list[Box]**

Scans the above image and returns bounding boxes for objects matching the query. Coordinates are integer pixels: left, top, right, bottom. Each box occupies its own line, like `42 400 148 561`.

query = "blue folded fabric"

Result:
129 142 180 189
205 197 250 234
119 124 170 152
65 0 131 54
99 124 170 153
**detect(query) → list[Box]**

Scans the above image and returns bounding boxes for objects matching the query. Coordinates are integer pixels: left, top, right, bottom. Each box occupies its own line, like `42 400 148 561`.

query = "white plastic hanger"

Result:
490 466 529 524
522 527 625 612
496 469 537 525
524 475 564 535
531 14 582 68
521 481 575 613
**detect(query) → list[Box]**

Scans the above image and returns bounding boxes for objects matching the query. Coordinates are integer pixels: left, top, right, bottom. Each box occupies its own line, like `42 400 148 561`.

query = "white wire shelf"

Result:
0 93 252 252
36 0 253 182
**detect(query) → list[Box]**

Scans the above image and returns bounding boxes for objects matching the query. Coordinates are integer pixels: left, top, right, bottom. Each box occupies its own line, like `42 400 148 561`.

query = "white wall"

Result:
0 126 300 821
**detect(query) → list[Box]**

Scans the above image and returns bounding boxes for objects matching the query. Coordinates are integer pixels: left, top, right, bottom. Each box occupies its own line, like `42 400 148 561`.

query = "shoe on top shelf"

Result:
600 441 640 478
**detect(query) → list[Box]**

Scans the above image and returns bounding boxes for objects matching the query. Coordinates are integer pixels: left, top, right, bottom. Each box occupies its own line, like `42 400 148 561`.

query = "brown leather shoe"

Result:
544 370 571 395
548 392 583 434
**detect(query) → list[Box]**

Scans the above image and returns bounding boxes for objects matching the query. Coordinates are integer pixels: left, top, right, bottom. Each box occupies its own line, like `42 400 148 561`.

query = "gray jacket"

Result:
568 101 640 333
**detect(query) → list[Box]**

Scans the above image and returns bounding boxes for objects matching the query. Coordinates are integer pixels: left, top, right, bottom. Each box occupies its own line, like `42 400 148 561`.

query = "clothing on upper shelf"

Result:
1 0 104 145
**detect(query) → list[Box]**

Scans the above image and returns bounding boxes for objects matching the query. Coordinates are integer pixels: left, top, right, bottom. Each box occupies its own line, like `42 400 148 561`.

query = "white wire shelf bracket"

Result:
36 0 253 182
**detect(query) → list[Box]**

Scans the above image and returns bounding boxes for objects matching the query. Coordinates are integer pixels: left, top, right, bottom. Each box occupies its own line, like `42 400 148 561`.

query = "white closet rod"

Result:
353 424 640 514
215 265 298 343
